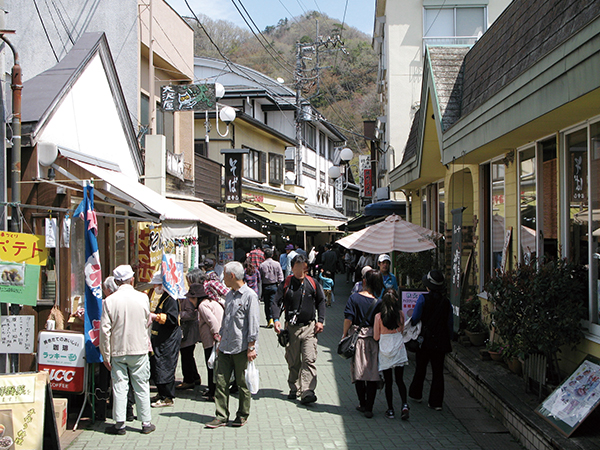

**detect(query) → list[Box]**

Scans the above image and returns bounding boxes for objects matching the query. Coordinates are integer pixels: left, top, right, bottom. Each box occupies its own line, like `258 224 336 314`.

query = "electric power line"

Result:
50 0 74 44
32 0 59 62
42 0 69 56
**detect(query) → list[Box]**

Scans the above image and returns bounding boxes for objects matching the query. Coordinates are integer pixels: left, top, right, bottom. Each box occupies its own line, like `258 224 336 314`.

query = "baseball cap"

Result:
361 265 373 278
113 265 134 281
378 254 391 263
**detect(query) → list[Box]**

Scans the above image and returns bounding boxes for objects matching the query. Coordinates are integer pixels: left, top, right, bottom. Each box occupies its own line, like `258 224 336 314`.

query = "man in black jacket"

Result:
272 254 326 404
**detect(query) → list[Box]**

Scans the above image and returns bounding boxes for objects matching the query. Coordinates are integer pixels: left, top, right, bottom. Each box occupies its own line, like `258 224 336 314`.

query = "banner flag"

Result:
73 184 103 364
161 254 184 299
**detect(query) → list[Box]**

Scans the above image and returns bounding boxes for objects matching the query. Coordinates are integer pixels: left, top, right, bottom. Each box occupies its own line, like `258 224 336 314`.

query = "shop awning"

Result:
248 210 336 232
71 160 199 221
171 199 265 239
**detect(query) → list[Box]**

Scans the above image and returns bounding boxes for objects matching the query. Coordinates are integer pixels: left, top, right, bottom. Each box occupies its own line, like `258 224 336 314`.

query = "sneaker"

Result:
364 411 374 419
150 394 162 403
232 416 247 427
300 393 317 405
401 404 410 420
105 425 126 435
428 403 442 411
267 319 274 328
141 423 156 434
205 418 227 429
385 409 395 419
151 398 174 408
287 391 298 400
175 382 195 390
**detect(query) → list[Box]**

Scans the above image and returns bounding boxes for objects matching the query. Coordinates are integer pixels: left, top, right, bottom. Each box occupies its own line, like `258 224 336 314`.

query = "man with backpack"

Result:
272 254 326 405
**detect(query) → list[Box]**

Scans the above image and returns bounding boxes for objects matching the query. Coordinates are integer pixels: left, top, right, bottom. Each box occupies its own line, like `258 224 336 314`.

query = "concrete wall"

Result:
6 0 139 127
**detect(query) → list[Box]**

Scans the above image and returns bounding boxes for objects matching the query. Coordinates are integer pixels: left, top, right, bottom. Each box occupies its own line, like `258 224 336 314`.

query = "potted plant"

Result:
486 340 504 362
461 296 488 346
486 257 587 385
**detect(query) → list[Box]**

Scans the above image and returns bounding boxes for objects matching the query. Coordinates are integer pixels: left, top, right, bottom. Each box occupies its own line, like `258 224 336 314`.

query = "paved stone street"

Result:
65 275 523 450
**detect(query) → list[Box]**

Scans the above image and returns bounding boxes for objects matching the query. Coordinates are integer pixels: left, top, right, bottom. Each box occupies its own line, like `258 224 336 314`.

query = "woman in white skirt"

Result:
373 288 409 420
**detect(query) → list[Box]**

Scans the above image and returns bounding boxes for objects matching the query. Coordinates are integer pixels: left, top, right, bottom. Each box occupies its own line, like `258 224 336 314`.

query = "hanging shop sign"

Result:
537 357 600 437
0 232 47 266
161 254 185 299
37 331 86 394
0 316 35 354
0 263 41 307
222 150 248 204
161 83 216 112
137 223 162 283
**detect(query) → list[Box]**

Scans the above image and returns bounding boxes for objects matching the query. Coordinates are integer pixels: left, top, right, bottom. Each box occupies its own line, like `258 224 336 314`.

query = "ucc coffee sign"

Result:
38 331 85 393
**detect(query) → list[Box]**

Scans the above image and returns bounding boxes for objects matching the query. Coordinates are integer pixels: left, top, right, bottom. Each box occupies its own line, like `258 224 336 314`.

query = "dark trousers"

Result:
156 380 176 400
383 366 407 410
409 348 446 408
180 344 200 384
203 346 216 396
262 284 278 321
355 380 378 413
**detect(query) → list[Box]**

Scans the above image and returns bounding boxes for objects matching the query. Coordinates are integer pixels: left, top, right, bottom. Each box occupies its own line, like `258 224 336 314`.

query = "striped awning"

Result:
336 214 442 253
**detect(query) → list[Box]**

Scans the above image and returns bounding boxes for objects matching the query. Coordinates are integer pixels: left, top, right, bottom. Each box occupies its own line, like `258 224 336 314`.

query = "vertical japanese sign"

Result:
161 84 216 111
137 223 162 283
359 155 372 198
335 177 343 208
225 153 243 204
450 207 466 333
570 149 587 203
73 184 103 364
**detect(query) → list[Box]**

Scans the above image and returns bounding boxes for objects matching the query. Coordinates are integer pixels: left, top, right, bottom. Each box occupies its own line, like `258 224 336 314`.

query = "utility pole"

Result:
293 26 346 186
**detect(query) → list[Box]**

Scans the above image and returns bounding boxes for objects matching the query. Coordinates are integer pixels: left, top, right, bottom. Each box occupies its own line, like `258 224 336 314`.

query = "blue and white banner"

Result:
74 184 103 363
161 253 185 299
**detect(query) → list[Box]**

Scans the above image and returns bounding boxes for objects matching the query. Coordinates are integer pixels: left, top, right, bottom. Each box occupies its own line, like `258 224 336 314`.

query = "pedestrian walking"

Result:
321 243 338 275
203 258 230 304
318 269 334 307
149 270 182 408
351 266 373 295
272 254 326 405
206 262 260 428
408 270 453 411
377 254 399 294
176 268 205 390
373 288 409 420
197 270 225 402
259 248 284 328
342 269 383 418
100 265 155 435
244 260 261 297
285 244 298 277
247 244 265 269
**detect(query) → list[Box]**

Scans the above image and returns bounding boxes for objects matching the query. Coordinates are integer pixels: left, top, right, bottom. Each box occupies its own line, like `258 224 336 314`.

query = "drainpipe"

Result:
1 35 21 233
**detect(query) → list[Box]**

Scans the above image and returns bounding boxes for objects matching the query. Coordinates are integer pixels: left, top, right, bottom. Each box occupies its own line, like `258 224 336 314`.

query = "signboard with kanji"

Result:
38 331 85 394
137 223 162 283
161 84 216 112
0 232 47 266
225 153 243 204
401 291 426 319
0 316 35 354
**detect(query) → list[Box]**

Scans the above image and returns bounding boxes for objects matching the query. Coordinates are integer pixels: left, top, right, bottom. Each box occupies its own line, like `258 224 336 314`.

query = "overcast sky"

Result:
166 0 375 36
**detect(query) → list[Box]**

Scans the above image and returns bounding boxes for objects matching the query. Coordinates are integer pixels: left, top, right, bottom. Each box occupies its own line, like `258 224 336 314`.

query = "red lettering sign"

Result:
38 365 85 393
363 169 372 197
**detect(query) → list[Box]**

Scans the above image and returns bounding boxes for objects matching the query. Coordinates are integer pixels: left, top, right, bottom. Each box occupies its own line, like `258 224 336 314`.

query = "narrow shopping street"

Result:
64 275 522 450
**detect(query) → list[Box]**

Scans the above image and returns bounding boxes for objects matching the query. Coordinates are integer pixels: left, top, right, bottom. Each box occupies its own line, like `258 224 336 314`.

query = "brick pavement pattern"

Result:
65 275 523 450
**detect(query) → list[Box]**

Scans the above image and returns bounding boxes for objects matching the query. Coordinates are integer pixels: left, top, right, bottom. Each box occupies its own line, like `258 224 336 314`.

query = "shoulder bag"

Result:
337 298 377 359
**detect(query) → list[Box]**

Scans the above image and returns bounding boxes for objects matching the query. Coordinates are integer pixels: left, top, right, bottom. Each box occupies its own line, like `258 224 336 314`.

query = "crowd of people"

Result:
98 241 451 433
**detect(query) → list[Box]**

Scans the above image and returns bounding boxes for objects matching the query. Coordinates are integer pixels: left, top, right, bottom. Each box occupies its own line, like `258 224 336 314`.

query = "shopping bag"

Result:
245 361 260 394
207 342 219 369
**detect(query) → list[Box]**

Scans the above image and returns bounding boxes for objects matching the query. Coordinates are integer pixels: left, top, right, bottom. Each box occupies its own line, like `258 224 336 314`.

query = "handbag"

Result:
337 298 378 359
403 320 423 353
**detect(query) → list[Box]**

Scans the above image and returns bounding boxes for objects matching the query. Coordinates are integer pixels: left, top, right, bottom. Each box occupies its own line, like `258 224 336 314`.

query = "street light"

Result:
328 147 355 189
205 83 236 147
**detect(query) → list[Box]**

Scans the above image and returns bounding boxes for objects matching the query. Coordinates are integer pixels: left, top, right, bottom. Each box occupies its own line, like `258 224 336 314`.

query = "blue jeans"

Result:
111 354 152 423
262 283 278 321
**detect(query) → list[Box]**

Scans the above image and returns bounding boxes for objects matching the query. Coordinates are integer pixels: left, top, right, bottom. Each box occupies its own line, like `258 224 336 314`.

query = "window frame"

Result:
243 147 266 183
269 152 284 185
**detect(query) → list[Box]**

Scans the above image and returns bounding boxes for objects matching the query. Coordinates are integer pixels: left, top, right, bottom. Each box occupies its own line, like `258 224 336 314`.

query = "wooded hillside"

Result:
184 11 378 153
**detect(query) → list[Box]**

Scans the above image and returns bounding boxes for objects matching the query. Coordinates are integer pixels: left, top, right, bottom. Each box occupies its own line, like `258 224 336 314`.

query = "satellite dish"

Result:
38 141 58 166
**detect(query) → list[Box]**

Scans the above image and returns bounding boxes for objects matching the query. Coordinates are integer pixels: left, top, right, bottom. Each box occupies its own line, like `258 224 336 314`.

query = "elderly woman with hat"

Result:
149 270 182 408
408 270 453 411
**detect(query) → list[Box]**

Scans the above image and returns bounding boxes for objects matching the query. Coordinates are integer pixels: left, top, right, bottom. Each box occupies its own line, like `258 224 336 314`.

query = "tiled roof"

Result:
461 0 600 118
428 47 469 132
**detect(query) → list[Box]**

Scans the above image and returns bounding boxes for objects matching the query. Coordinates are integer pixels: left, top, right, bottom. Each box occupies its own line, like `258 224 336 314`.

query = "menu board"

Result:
536 357 600 437
401 291 426 318
0 316 35 354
